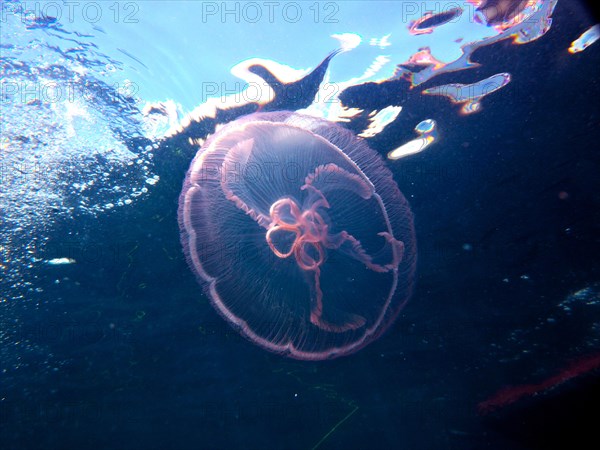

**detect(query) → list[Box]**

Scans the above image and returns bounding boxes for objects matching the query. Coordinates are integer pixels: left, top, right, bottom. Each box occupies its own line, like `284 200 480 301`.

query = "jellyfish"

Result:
178 111 416 360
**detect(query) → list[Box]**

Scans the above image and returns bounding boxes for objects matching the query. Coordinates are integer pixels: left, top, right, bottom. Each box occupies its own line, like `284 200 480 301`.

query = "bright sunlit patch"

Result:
46 258 76 265
569 24 600 54
332 33 362 52
359 106 402 138
408 7 463 35
388 119 438 160
422 73 511 114
396 0 556 88
369 34 392 49
388 136 435 160
142 99 183 139
415 119 436 134
301 54 389 122
507 0 557 44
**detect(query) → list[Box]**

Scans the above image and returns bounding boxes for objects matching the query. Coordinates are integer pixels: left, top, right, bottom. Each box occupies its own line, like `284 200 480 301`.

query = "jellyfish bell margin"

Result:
178 111 417 360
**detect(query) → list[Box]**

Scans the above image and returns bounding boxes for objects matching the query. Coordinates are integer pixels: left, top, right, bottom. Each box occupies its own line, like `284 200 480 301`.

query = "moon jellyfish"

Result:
178 112 416 360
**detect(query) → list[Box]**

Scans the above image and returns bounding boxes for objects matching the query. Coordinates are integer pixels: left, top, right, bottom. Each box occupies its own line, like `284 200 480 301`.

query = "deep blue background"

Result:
1 1 599 449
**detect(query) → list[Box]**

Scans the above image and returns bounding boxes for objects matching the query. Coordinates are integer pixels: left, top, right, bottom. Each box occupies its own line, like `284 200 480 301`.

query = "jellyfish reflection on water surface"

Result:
178 112 416 360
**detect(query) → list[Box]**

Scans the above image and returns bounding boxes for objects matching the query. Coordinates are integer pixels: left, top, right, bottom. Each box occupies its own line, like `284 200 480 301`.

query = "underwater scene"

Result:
1 0 599 448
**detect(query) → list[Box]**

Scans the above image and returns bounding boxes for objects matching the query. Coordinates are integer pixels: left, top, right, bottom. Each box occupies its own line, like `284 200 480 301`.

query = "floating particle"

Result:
46 258 76 265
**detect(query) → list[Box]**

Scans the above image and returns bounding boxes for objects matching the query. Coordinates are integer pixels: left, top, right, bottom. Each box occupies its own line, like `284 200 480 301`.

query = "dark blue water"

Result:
1 1 599 449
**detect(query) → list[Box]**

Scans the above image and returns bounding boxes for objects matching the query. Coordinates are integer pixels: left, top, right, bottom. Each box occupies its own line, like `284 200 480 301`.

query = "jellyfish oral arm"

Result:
309 268 367 333
263 179 404 333
265 197 326 270
327 230 405 273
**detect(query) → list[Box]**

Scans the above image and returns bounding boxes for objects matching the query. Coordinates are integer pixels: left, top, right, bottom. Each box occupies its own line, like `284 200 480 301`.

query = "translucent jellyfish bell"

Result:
178 112 416 360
